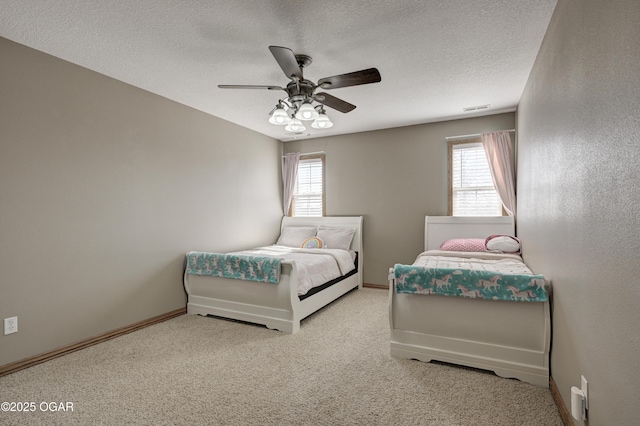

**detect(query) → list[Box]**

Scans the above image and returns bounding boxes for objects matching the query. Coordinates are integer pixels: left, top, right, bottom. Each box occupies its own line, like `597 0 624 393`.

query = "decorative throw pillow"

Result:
439 238 486 252
301 236 324 249
316 227 356 251
485 234 521 254
276 226 317 247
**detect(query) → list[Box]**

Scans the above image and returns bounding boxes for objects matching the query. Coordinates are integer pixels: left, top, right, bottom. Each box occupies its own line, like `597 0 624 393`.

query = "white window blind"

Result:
292 155 324 217
450 142 502 216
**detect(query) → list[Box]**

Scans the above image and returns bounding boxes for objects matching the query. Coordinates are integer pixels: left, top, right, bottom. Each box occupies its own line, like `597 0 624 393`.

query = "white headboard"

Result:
281 216 363 253
424 216 515 251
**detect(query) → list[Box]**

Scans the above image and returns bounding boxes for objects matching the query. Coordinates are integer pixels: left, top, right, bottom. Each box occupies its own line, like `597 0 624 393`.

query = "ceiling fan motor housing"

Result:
286 80 316 105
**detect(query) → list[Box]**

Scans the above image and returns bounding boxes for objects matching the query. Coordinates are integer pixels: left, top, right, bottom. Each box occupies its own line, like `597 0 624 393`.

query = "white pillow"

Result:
485 235 521 253
276 226 317 247
316 227 356 251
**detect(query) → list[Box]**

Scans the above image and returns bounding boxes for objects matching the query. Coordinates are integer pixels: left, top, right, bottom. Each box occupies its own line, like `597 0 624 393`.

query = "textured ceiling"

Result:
1 1 557 141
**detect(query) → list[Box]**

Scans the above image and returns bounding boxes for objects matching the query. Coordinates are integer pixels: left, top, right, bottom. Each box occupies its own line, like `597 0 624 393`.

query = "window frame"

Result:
289 153 326 217
448 138 505 217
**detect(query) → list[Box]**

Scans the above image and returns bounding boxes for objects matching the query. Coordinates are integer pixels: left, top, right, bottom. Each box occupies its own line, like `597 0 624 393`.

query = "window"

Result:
448 140 503 216
291 154 325 217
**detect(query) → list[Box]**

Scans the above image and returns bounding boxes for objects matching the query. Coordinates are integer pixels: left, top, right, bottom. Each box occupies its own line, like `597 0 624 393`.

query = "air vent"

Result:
463 104 490 112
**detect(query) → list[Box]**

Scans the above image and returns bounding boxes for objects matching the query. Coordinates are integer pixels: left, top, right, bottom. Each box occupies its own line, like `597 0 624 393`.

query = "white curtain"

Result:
481 131 516 217
282 152 300 216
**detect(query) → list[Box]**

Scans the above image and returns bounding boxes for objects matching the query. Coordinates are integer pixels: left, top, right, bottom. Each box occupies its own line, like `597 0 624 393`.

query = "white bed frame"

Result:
184 216 363 334
389 216 551 387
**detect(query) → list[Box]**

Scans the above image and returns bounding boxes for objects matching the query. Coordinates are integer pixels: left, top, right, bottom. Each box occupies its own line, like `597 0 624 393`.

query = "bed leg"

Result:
265 320 299 334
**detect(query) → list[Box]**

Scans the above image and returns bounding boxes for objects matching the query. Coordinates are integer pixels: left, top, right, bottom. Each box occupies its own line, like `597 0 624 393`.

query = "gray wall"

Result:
0 38 283 367
516 0 640 424
284 113 515 285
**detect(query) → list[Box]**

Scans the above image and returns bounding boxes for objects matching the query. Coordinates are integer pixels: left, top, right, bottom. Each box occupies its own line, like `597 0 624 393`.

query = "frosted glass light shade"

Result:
268 107 291 125
311 113 333 129
295 103 319 120
285 118 306 132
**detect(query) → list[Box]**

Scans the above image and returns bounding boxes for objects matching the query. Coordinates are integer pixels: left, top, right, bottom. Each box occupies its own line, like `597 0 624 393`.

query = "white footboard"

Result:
185 262 298 332
389 271 551 387
185 262 360 333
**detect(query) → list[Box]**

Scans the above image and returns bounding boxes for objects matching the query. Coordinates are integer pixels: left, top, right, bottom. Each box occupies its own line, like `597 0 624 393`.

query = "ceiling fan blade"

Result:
218 85 283 90
315 92 356 113
318 68 381 89
269 46 303 80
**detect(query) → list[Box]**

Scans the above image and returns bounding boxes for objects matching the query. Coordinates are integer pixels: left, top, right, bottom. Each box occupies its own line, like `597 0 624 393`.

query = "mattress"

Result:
228 245 356 296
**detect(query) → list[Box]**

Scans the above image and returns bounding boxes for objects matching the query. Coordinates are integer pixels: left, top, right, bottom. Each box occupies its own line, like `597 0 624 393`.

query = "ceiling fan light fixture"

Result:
268 106 291 125
311 112 333 129
295 102 319 121
285 118 306 132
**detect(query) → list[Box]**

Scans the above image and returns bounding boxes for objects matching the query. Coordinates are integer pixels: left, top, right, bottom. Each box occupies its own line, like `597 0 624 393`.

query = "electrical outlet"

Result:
4 317 18 335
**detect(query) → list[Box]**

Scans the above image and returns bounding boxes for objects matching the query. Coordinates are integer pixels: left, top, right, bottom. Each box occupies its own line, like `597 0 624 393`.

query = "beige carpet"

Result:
0 288 562 425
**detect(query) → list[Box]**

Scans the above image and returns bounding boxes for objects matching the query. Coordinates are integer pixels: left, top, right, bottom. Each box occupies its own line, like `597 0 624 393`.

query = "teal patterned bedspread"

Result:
186 251 281 283
394 264 548 302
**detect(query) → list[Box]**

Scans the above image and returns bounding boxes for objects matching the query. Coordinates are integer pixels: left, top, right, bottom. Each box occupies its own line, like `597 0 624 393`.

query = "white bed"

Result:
184 216 363 334
388 216 551 387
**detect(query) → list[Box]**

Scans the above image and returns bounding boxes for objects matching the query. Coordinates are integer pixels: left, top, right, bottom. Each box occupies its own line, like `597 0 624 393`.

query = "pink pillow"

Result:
439 238 486 252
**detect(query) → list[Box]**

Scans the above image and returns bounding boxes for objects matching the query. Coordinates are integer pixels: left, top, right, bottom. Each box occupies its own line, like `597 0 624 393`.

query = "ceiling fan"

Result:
218 46 381 132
